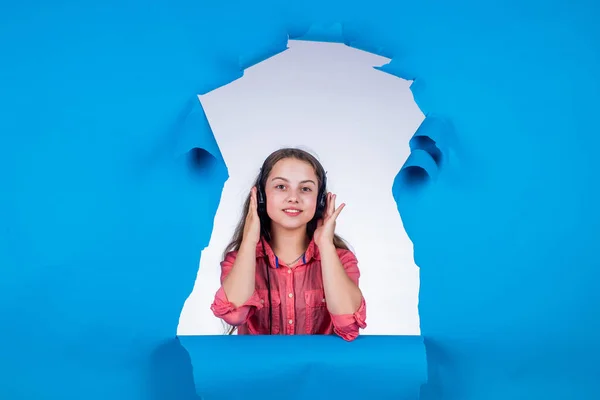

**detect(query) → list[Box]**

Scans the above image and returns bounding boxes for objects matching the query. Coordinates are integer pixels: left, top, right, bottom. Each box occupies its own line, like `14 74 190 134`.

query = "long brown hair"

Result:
223 147 349 334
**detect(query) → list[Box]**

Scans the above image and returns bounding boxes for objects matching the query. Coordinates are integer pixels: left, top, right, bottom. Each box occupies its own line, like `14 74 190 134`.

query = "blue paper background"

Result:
1 0 599 399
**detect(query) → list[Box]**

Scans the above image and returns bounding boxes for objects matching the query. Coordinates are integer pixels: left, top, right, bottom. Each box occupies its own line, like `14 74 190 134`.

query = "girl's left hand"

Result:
314 192 345 248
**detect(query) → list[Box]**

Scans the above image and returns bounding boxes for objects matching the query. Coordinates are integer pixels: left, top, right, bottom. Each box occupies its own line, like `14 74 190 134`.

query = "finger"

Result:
329 194 336 215
332 203 345 219
250 187 258 213
325 192 332 215
321 193 330 219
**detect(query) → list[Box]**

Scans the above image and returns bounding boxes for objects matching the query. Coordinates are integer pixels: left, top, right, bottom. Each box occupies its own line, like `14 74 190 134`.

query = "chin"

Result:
272 219 309 232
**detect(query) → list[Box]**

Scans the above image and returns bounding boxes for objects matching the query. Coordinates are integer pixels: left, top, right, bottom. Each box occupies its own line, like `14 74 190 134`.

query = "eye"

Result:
275 184 286 190
302 187 312 192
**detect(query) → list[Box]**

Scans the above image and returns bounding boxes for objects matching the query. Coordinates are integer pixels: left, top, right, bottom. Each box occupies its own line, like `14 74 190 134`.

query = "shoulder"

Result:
336 248 359 267
221 250 239 266
334 248 361 278
221 246 262 266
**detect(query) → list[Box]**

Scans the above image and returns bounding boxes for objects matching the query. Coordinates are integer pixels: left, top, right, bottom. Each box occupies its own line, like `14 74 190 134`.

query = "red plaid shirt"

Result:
211 239 367 341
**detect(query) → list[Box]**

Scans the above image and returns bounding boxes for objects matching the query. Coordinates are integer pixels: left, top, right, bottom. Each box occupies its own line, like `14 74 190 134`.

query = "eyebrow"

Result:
271 177 317 185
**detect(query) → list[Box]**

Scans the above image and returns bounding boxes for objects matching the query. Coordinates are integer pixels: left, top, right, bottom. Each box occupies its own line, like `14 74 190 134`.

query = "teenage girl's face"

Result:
265 158 320 232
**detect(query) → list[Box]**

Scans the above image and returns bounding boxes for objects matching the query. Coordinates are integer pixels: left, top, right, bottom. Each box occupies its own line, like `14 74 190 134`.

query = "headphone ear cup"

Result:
316 191 326 217
257 186 266 215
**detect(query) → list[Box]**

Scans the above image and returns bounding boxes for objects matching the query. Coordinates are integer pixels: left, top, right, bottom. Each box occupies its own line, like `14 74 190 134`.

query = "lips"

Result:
283 208 302 216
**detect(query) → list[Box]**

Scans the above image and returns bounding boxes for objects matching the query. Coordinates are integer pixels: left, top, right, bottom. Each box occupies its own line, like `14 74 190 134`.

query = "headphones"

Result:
255 164 327 335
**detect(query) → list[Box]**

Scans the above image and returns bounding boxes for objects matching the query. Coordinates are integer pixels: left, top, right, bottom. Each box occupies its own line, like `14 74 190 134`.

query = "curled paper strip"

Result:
179 335 428 400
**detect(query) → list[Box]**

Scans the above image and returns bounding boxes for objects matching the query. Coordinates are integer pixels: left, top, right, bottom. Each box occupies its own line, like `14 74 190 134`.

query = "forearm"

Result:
318 243 363 315
222 241 257 307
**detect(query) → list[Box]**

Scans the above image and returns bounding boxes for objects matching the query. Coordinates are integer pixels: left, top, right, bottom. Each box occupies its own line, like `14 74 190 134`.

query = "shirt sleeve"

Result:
329 249 367 342
210 251 264 326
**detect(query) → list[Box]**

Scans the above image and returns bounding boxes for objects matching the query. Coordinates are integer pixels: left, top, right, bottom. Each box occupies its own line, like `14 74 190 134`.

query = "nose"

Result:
286 190 299 203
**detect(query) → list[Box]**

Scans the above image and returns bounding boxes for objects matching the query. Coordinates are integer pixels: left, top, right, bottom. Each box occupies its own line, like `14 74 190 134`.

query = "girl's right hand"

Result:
243 186 262 246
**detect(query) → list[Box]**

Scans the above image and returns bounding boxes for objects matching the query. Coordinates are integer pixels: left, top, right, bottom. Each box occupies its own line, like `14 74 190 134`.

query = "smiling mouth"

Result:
283 209 302 216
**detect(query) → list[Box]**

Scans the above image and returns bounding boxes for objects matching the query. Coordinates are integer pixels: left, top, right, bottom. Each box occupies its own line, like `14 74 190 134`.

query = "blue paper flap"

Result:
179 335 428 400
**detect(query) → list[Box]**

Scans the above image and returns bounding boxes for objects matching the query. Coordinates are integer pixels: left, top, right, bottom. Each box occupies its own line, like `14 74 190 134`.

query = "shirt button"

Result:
322 298 326 302
288 319 293 325
287 269 291 274
260 299 264 304
288 293 293 298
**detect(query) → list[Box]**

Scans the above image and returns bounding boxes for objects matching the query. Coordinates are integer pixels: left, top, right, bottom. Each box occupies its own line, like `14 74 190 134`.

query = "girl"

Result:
210 148 366 342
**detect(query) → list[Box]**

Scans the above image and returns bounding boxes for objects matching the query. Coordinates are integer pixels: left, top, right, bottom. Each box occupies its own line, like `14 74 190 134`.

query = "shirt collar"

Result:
256 237 320 268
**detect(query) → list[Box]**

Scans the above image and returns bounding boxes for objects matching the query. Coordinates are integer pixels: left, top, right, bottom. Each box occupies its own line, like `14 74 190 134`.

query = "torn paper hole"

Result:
178 39 425 336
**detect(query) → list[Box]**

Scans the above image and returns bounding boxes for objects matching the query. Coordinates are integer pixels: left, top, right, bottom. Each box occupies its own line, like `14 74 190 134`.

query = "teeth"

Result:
284 209 300 213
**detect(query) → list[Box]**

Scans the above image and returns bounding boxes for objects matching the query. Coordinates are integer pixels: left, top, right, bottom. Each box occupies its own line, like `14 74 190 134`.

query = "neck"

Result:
269 225 309 263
